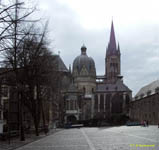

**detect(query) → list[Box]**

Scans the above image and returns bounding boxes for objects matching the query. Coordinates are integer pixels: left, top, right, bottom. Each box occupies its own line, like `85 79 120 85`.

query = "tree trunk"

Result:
41 100 47 134
19 91 25 141
33 115 39 136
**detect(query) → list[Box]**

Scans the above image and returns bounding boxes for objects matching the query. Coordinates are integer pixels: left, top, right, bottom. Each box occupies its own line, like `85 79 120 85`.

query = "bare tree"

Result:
3 22 58 136
0 0 59 138
0 0 39 141
17 26 57 136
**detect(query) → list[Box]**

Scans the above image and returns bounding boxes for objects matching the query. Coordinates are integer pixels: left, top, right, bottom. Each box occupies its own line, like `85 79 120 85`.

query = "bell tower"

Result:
105 21 121 83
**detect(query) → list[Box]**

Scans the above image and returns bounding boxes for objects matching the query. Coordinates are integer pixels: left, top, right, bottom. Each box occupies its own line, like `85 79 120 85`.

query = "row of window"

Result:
94 95 110 109
95 94 124 113
133 97 159 107
66 100 78 110
132 112 158 121
110 63 118 68
135 88 159 99
144 112 157 119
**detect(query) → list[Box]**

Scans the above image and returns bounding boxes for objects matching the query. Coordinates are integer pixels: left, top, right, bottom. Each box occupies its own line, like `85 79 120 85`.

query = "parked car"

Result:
126 121 141 126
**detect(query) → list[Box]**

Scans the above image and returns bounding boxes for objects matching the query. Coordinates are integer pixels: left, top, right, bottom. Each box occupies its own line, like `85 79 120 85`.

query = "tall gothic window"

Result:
100 94 104 111
74 100 77 109
70 100 73 110
94 95 98 110
66 100 69 110
105 94 111 109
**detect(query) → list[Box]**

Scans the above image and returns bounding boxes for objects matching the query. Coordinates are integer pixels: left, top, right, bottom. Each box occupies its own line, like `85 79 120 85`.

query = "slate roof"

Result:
54 55 68 72
106 20 120 56
0 55 69 83
96 79 131 92
135 80 159 100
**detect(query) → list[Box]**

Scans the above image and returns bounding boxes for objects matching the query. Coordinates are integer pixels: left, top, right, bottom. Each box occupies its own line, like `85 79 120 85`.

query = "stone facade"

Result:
130 80 159 125
64 21 132 124
95 80 131 122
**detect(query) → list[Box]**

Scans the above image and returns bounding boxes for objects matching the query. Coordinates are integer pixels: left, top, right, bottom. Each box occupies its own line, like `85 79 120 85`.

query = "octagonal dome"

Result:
73 45 96 77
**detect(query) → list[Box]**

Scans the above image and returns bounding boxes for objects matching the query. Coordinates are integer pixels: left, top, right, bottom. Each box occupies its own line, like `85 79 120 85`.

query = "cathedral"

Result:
64 21 132 125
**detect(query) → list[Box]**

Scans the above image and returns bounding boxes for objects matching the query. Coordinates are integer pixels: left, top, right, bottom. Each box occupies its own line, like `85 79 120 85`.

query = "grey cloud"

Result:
40 0 159 96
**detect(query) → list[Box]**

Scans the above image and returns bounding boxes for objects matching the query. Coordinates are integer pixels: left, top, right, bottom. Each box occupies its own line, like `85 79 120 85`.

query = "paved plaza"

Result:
2 126 159 150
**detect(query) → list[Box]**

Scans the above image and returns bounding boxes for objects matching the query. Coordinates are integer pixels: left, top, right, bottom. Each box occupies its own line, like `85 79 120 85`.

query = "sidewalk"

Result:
0 128 62 150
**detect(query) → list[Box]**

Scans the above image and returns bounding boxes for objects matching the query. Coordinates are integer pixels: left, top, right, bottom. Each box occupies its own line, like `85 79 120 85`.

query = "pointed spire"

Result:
109 20 116 51
118 42 120 54
69 64 71 73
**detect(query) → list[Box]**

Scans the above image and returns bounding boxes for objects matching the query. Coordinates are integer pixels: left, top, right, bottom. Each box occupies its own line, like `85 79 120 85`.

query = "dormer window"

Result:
155 87 159 93
140 93 144 98
135 96 138 100
147 90 151 96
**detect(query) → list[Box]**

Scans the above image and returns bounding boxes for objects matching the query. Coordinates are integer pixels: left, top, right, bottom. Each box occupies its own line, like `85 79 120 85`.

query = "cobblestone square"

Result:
10 126 159 150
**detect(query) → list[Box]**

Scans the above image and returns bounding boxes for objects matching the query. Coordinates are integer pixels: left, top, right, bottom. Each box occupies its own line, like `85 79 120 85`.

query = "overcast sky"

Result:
38 0 159 96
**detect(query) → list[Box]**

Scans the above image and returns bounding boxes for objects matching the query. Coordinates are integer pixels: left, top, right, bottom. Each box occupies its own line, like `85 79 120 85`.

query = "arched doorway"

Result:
67 115 77 124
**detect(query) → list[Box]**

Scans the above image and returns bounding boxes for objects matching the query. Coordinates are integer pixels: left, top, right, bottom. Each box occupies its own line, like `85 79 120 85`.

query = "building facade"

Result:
130 80 159 125
64 21 132 124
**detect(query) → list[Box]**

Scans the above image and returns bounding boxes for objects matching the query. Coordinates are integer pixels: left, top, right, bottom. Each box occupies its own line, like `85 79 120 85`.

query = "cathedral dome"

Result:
73 45 96 77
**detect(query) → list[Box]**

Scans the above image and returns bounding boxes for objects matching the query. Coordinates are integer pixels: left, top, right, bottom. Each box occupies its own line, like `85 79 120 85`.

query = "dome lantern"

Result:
81 44 87 55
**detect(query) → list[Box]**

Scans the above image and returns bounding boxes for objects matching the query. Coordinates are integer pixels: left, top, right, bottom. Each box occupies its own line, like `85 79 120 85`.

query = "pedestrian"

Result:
143 120 145 127
146 120 149 127
141 120 143 127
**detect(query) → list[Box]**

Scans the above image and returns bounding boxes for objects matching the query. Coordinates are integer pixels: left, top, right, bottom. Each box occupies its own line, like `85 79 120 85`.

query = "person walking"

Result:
146 120 149 127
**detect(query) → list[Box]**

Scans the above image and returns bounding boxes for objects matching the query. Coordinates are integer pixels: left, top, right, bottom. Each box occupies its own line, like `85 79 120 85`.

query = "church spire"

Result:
109 20 116 50
105 21 121 81
117 42 120 54
107 20 117 56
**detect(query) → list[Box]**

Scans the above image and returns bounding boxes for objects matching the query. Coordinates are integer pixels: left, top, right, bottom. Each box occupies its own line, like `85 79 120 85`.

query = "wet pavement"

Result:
5 126 159 150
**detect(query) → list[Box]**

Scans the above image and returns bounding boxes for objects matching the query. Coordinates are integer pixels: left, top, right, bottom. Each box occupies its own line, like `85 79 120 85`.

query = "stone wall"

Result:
130 93 159 125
